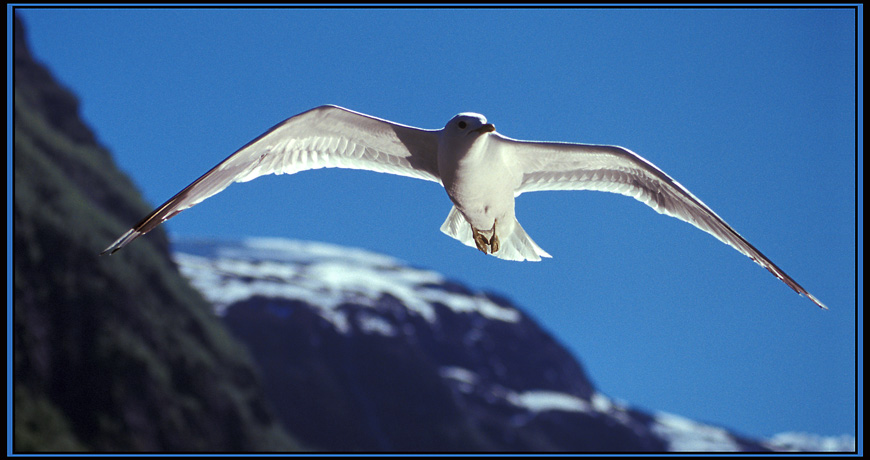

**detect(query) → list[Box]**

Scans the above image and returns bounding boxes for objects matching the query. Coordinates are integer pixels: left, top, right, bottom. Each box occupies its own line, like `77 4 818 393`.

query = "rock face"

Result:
12 14 297 452
174 238 787 453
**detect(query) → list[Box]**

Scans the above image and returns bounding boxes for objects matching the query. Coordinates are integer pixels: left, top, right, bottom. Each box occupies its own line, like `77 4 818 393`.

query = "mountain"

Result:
174 237 853 453
12 14 298 452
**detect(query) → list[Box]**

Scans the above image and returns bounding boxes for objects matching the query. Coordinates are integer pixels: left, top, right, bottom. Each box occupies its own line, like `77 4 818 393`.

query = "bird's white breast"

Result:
438 134 519 230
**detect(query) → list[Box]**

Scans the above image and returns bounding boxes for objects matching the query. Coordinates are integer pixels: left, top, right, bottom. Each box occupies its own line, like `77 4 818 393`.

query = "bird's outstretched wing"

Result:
102 105 440 255
503 136 827 309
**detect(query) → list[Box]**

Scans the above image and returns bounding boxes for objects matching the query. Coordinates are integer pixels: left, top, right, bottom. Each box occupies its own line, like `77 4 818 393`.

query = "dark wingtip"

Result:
805 292 829 310
100 228 141 256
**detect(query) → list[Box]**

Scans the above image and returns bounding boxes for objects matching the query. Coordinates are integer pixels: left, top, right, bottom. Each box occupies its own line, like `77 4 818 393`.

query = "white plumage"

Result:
102 105 826 309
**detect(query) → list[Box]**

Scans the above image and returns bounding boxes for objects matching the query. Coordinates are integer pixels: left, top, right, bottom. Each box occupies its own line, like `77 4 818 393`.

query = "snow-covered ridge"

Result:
651 411 743 452
651 412 857 453
439 365 597 413
173 237 521 332
454 364 855 454
173 238 856 453
765 432 856 453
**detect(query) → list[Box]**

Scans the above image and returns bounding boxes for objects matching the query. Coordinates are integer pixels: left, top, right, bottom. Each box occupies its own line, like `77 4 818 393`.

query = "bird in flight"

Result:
101 105 827 309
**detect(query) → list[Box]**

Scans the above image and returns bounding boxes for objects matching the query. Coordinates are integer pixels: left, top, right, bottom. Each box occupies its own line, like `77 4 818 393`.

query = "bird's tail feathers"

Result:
439 206 551 262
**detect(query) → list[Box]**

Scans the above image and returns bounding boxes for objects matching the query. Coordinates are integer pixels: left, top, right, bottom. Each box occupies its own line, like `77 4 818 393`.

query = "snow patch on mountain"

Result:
173 238 520 332
437 365 633 426
356 312 398 337
651 411 742 452
765 432 856 452
507 390 591 413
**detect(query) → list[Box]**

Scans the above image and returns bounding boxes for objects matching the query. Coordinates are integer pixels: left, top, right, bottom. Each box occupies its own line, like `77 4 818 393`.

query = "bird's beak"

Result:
473 123 496 134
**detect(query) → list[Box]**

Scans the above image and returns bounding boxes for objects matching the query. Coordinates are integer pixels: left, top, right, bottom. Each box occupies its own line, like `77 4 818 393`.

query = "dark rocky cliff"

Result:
12 14 298 452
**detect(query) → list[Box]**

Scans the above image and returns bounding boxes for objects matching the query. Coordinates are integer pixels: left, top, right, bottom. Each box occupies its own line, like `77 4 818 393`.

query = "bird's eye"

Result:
457 121 467 129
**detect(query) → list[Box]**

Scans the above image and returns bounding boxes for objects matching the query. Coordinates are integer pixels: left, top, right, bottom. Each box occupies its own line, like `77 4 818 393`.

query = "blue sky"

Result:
13 7 859 441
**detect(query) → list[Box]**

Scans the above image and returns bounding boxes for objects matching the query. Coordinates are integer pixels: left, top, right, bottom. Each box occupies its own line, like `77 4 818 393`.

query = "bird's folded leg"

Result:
472 227 490 254
471 220 500 255
489 220 500 254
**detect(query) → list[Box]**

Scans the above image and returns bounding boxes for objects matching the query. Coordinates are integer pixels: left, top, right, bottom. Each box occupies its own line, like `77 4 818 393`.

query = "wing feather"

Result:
102 105 439 255
505 137 826 309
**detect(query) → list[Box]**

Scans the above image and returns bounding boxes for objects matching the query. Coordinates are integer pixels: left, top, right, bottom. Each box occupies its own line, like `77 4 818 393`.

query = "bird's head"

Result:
444 113 496 139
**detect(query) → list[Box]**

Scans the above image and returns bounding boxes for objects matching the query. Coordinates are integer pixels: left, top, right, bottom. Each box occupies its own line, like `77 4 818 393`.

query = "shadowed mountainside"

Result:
12 14 299 452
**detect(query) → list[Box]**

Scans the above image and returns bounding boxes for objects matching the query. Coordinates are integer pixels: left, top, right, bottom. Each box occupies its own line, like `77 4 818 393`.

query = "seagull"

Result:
101 105 827 309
